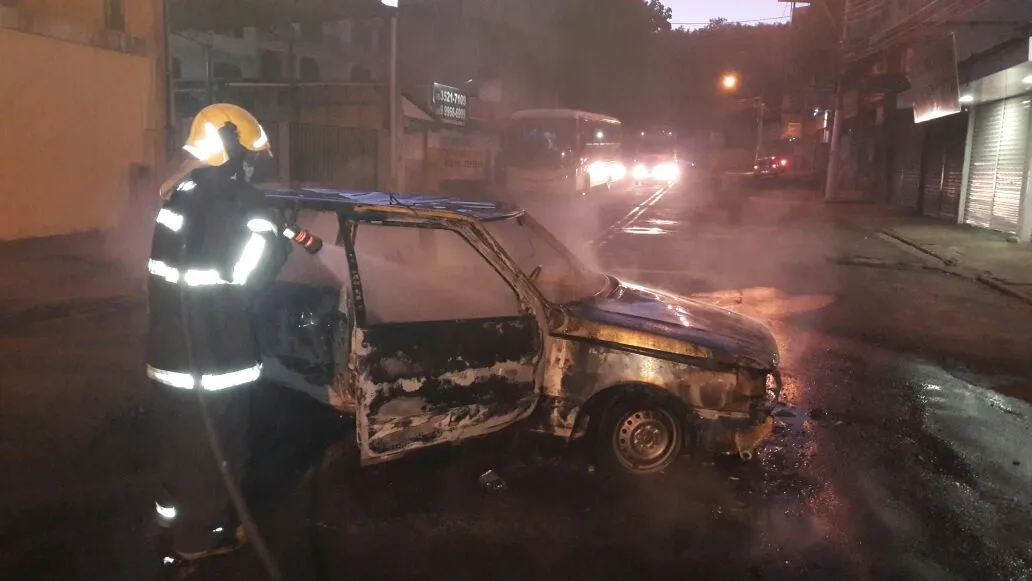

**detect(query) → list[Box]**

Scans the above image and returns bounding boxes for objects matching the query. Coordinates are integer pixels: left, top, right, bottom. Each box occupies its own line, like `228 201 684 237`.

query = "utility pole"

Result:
824 78 843 201
756 99 765 161
822 0 846 201
388 12 398 192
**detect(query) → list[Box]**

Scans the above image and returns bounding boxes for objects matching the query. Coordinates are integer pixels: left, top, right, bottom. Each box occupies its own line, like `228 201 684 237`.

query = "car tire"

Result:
595 395 684 477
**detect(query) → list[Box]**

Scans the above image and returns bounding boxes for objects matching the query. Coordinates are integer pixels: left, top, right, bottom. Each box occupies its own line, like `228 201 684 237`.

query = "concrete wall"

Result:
19 0 155 38
0 3 163 240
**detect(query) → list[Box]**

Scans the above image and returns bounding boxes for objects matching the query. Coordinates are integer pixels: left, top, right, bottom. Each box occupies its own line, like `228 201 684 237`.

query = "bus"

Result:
502 109 624 196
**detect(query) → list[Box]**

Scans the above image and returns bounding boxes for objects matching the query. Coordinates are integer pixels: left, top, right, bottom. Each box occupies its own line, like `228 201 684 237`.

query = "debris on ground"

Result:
478 469 508 493
809 407 827 420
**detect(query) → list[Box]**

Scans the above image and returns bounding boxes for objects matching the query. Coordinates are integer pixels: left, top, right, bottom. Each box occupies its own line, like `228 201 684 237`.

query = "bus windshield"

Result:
503 118 576 171
634 140 676 155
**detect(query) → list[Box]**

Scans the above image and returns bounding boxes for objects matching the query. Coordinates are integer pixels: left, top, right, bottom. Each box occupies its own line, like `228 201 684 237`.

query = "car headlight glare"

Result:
653 163 680 181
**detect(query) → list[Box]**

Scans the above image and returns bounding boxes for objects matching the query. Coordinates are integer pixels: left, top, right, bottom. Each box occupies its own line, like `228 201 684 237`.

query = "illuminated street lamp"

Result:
721 73 738 91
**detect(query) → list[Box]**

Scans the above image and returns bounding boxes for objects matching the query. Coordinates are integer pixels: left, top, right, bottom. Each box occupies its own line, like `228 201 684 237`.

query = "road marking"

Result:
587 186 667 249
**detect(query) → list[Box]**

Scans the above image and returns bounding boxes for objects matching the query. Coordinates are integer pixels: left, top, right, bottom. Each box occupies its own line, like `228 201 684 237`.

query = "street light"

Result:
720 72 764 161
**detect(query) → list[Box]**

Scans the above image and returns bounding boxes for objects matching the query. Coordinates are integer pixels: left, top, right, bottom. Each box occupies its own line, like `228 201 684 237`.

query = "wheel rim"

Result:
612 407 679 472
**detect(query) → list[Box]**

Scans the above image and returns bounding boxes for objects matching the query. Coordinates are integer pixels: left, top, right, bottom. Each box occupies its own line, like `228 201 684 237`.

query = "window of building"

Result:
354 224 520 324
350 66 372 83
300 22 323 43
260 51 282 80
352 21 372 50
172 58 182 80
213 62 243 80
104 0 125 32
299 57 321 82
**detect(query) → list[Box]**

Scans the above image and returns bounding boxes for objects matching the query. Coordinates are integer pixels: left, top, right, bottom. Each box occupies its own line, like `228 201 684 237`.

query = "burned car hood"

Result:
563 279 779 369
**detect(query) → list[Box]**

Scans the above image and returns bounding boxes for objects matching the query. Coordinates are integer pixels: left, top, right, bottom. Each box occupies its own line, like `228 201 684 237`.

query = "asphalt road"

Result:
2 176 1032 581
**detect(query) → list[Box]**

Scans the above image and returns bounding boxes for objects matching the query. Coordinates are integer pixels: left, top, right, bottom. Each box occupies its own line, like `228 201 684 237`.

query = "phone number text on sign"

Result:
432 83 468 125
440 105 466 122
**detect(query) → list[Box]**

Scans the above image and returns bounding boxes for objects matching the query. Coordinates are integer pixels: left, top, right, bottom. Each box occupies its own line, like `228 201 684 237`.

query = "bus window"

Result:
581 121 621 147
504 118 576 170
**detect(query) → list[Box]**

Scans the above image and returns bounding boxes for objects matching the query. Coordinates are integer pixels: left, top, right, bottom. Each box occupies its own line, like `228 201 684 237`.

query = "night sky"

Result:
665 0 793 29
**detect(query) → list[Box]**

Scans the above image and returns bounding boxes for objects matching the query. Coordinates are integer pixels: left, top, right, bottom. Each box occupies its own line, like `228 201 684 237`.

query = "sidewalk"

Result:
880 220 1032 305
0 231 145 329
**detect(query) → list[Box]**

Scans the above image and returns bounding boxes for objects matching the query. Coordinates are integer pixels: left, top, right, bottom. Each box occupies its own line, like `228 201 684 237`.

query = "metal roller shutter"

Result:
964 96 1030 233
940 135 964 221
921 112 967 220
921 137 945 218
890 110 922 209
990 97 1029 233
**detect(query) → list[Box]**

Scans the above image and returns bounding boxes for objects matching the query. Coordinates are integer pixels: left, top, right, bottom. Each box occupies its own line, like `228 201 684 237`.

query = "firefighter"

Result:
146 104 292 561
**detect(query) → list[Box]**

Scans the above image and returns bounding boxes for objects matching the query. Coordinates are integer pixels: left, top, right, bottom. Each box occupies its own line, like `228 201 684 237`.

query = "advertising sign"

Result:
910 34 960 123
430 82 468 126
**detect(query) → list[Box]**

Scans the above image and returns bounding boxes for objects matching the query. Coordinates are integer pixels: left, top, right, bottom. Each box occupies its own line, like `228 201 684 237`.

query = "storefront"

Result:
919 111 968 221
890 34 968 220
962 95 1030 235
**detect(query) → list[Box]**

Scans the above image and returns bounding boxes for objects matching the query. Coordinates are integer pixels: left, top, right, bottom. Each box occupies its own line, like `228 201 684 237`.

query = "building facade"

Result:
170 17 389 191
834 0 1032 241
0 0 167 240
396 0 562 193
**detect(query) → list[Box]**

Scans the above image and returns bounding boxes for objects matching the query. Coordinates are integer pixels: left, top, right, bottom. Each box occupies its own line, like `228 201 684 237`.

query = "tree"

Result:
555 0 673 121
659 21 791 131
646 0 673 33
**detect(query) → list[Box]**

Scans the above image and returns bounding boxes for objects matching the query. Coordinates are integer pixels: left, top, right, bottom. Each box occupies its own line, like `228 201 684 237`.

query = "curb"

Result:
0 293 145 332
879 230 1032 307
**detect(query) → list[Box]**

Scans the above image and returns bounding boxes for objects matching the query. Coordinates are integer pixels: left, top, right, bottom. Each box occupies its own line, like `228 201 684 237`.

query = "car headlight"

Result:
653 162 680 181
588 161 609 180
631 164 649 181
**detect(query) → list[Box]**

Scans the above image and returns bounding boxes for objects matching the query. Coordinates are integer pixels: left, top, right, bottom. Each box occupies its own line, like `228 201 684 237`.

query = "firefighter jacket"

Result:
146 166 287 391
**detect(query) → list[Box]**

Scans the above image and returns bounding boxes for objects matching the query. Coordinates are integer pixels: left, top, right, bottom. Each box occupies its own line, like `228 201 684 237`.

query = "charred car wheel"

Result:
597 398 683 476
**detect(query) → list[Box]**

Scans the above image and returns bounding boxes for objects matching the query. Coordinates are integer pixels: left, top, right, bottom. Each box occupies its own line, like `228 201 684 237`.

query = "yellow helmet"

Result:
183 103 271 166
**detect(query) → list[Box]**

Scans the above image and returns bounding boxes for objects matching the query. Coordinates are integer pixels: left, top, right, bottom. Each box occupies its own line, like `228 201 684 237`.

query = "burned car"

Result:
253 190 780 475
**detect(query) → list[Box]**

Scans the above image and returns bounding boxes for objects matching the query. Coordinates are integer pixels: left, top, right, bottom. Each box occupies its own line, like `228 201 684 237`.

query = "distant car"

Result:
624 148 683 187
753 156 788 178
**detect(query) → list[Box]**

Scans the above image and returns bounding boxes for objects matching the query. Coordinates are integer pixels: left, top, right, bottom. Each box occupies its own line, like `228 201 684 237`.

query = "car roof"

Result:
262 188 524 222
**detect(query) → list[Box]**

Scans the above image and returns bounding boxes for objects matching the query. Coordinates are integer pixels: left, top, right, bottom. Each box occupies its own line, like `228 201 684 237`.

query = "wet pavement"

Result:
2 176 1032 580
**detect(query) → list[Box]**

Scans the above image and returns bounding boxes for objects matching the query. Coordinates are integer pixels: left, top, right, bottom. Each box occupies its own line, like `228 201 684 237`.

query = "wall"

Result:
0 14 160 239
172 20 385 84
19 0 154 38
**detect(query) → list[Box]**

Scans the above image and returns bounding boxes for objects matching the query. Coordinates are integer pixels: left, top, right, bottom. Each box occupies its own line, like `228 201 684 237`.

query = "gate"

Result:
290 124 379 189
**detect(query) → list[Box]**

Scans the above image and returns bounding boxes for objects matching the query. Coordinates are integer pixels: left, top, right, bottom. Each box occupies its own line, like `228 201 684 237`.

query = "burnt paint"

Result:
564 278 779 370
356 316 540 455
530 332 775 448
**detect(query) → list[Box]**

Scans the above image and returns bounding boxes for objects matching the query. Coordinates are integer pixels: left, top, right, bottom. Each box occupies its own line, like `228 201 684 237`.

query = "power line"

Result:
672 15 792 26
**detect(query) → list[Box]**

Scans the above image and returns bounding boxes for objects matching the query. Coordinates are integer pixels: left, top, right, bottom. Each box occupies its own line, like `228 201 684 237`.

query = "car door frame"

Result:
338 210 551 464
